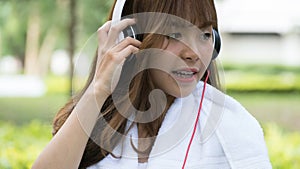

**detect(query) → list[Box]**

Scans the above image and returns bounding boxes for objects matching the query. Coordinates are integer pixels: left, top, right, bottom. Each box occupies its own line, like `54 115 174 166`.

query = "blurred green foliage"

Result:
0 95 67 124
0 121 52 169
223 64 300 74
264 123 300 169
0 121 299 168
0 0 298 168
0 0 113 58
224 64 300 93
0 0 68 57
0 69 299 168
43 64 300 96
45 75 70 95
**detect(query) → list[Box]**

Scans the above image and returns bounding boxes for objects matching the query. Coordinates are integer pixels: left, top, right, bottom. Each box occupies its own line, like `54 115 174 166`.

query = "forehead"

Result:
161 12 214 30
134 12 213 38
168 19 213 30
161 16 213 35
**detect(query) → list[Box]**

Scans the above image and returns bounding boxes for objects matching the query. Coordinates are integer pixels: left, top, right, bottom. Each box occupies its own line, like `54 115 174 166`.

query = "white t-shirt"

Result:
87 82 272 169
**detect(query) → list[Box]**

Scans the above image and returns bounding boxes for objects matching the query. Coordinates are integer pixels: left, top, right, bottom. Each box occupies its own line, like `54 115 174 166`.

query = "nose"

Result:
178 42 199 62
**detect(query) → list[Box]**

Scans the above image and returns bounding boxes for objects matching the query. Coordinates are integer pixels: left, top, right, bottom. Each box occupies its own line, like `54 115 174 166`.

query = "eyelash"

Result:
200 33 212 41
167 33 182 40
166 32 212 41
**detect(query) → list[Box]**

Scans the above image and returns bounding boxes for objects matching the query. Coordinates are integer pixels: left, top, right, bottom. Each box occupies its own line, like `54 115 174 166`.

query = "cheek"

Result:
149 70 178 95
145 50 181 76
195 48 213 68
150 69 174 88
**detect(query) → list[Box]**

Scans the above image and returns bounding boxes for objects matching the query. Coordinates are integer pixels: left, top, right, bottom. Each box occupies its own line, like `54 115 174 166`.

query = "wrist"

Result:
84 82 111 100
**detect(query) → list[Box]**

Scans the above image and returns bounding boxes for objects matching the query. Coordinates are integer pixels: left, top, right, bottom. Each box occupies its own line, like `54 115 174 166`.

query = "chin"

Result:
167 86 195 98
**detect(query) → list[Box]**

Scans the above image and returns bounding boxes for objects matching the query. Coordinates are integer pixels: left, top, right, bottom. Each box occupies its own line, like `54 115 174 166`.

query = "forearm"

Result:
32 86 108 169
32 18 140 168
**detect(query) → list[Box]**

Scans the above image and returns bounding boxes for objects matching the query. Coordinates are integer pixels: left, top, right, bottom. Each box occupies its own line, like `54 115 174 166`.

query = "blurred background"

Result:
0 0 299 168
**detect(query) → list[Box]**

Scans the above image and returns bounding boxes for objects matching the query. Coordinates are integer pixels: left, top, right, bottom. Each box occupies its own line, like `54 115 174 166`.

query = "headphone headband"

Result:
112 0 126 25
112 0 127 42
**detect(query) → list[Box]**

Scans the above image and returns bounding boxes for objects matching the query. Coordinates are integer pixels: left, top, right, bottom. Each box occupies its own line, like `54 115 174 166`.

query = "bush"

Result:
0 121 52 169
1 121 299 168
264 123 300 169
223 64 300 92
225 71 300 92
45 75 69 95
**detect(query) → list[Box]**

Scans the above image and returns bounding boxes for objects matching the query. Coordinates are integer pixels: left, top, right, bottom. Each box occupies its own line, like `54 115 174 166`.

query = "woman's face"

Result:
148 25 214 97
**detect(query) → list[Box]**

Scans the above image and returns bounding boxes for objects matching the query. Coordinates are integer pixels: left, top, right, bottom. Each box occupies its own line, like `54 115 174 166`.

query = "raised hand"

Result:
93 18 141 96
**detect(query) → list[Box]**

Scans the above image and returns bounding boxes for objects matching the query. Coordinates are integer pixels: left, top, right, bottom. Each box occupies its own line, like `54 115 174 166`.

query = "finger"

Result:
97 44 138 70
105 18 136 46
97 21 112 44
112 37 141 52
119 45 140 61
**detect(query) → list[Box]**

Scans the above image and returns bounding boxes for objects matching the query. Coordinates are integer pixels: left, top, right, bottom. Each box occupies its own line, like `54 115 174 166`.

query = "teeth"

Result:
172 71 195 78
174 71 193 75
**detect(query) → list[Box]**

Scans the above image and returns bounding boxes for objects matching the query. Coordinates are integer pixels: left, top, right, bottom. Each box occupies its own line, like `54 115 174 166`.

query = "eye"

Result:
167 32 182 40
200 32 212 41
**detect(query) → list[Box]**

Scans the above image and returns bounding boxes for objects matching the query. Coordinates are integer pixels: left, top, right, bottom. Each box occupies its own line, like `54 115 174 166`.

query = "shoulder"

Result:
204 85 272 168
203 83 261 132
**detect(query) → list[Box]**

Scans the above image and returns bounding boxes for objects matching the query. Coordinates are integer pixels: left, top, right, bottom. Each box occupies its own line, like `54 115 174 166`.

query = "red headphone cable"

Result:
181 70 210 169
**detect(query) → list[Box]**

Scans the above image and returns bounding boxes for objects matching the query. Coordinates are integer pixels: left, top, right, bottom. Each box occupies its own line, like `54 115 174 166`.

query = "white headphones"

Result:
111 0 137 43
111 0 221 59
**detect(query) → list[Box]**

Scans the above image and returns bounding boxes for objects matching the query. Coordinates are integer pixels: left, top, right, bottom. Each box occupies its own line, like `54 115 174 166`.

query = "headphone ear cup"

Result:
122 24 142 62
123 25 136 39
212 29 221 60
122 24 143 41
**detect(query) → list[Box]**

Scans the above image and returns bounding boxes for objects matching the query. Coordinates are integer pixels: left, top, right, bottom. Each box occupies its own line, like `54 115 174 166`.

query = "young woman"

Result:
32 0 272 168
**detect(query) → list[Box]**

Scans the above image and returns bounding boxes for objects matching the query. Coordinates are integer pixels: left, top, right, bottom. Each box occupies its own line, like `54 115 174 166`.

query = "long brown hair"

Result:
52 0 220 168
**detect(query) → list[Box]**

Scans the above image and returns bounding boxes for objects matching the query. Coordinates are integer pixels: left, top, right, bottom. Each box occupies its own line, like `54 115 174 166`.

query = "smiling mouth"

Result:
171 68 199 82
172 70 196 78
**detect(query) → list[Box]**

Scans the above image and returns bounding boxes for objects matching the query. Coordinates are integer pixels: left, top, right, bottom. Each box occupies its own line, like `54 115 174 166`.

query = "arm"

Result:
32 86 108 169
32 18 141 169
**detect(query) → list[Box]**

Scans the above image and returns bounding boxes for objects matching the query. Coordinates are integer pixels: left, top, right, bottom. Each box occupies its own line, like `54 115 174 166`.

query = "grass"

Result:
0 94 68 125
228 92 300 131
1 65 300 130
0 92 299 131
0 70 299 168
222 64 300 92
221 64 300 131
0 75 70 125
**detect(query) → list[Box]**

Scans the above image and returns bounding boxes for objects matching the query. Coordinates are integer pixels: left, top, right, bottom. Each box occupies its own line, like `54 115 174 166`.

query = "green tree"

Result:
0 0 67 75
0 0 112 77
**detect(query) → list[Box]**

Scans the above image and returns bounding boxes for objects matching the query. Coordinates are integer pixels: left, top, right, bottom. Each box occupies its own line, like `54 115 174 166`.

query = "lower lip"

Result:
172 73 197 83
